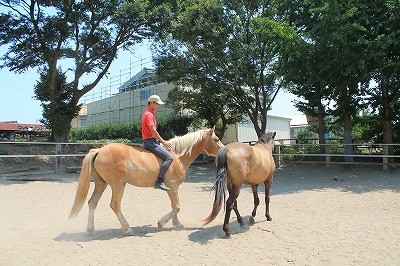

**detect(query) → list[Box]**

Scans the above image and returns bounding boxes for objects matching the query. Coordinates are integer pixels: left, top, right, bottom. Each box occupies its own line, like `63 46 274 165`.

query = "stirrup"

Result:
154 179 171 192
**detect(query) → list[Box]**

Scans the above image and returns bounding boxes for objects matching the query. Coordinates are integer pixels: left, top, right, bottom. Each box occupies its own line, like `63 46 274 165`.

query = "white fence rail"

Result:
1 141 399 174
272 143 400 172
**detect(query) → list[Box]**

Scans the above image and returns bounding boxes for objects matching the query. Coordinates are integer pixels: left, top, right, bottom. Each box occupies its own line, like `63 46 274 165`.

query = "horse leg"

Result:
264 179 273 221
171 191 183 228
86 174 107 235
158 191 183 228
110 184 133 235
223 185 240 239
233 200 244 227
249 184 259 224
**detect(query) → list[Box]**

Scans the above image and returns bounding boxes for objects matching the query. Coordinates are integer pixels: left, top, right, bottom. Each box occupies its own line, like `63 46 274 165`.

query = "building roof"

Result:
118 68 156 93
290 115 308 126
0 122 45 132
268 114 292 121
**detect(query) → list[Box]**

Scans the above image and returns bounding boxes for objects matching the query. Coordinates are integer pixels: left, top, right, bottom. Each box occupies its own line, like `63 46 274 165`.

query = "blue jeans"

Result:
143 139 173 179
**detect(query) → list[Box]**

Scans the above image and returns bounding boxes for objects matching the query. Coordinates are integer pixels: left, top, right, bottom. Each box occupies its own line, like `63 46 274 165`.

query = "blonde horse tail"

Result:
69 149 98 219
204 148 228 225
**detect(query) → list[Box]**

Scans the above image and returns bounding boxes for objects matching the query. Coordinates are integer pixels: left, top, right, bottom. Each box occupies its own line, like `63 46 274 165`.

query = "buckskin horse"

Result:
204 132 276 238
69 127 223 235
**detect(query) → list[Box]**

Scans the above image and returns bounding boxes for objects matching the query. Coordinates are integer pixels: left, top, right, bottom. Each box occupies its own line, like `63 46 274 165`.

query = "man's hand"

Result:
163 141 172 151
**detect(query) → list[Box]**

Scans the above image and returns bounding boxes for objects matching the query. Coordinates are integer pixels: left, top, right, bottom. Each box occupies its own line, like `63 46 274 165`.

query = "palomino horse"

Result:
69 127 223 236
204 132 276 238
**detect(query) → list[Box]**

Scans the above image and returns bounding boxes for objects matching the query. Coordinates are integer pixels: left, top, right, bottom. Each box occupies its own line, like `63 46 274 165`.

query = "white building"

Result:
290 115 309 138
72 68 174 127
223 115 291 144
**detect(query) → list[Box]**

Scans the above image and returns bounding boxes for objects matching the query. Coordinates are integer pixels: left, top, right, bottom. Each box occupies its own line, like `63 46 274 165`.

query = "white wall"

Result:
224 115 291 144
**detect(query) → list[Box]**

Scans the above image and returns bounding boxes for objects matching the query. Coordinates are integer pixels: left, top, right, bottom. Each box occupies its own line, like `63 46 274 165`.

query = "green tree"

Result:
366 0 400 160
278 36 331 154
154 0 297 138
0 0 153 142
278 0 373 162
167 83 244 139
34 68 80 141
278 0 400 159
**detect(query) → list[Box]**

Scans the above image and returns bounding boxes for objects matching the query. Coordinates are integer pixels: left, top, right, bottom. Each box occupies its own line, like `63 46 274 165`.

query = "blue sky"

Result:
0 42 303 124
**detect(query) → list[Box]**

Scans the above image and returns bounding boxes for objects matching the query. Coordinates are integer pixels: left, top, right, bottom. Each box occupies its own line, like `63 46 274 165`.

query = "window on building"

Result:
290 129 295 138
140 89 150 100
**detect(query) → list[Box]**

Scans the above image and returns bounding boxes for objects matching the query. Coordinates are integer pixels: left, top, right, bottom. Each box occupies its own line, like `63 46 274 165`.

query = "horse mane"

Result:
169 130 203 157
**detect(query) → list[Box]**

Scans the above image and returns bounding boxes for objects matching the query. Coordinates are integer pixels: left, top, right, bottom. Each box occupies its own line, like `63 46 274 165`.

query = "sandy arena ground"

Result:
0 162 399 265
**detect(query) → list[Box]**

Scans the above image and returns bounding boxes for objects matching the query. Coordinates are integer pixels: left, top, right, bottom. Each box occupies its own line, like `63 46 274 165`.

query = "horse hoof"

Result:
86 228 96 236
266 216 272 221
249 217 255 224
123 227 134 236
173 223 184 229
239 221 245 227
225 233 231 239
158 221 164 228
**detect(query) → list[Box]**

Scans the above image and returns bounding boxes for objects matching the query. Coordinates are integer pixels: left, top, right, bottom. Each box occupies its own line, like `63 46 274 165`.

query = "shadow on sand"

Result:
272 162 400 195
54 218 255 244
54 224 202 242
188 162 400 195
188 217 259 244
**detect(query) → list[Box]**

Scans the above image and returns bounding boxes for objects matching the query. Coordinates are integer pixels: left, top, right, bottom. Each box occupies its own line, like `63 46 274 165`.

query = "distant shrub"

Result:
70 114 194 142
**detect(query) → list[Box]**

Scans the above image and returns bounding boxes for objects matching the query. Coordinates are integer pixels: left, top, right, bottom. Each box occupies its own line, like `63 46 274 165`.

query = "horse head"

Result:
202 126 224 157
257 131 276 151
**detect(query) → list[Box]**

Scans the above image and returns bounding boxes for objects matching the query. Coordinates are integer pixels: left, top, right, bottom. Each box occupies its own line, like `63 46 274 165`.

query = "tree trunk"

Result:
218 114 228 140
255 122 265 138
53 129 70 143
339 87 354 163
317 99 326 154
343 112 353 163
248 111 264 138
260 107 267 137
49 112 73 143
381 79 394 164
382 120 393 162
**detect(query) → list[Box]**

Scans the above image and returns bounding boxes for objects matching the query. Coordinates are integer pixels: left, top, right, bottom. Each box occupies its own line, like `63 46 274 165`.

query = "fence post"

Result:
55 143 62 174
383 145 388 172
275 144 281 168
325 145 331 168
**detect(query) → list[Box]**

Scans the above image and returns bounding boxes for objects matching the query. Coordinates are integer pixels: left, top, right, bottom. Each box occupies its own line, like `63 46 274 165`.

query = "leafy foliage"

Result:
34 68 81 142
0 0 155 142
167 85 244 139
276 0 400 157
154 0 298 137
69 113 194 142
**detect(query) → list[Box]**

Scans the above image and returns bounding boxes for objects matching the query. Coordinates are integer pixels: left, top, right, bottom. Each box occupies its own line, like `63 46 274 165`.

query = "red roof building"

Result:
0 121 47 141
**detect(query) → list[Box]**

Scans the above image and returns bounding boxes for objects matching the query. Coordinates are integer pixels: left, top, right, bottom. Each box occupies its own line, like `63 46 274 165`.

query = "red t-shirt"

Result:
142 107 156 140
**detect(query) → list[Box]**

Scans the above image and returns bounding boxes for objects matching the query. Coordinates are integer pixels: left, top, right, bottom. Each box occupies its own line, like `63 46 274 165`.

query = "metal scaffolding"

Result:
76 56 173 127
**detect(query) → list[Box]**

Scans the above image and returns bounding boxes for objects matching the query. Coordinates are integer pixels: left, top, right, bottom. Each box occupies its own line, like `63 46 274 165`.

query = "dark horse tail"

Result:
204 147 228 225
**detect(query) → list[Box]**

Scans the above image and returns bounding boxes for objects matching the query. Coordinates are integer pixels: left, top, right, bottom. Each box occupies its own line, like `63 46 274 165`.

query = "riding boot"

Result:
154 177 171 192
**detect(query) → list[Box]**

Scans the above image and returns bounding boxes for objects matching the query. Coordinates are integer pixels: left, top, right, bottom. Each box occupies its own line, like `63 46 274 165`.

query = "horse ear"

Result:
209 126 215 135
